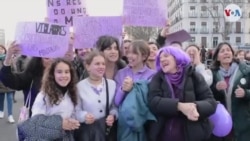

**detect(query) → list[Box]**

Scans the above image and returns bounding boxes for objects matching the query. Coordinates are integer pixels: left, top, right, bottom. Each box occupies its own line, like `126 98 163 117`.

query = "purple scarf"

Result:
166 68 184 86
156 46 191 98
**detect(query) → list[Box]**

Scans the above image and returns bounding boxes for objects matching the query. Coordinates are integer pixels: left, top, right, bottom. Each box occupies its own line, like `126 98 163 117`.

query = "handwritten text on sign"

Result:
74 16 122 49
123 0 167 27
47 0 87 26
15 22 70 58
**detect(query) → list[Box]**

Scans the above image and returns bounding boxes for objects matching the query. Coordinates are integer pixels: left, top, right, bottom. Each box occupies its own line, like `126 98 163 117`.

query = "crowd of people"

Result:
0 25 249 141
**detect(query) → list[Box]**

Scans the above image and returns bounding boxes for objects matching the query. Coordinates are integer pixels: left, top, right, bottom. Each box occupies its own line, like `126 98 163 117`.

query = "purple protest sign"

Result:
15 22 70 58
123 0 167 27
165 29 192 45
74 16 122 49
47 0 87 26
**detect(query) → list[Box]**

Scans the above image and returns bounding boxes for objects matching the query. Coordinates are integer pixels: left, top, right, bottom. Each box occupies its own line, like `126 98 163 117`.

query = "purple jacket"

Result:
114 66 156 106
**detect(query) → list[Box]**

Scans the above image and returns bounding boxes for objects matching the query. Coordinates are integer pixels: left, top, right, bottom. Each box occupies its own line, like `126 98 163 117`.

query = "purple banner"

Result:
165 30 191 45
123 0 167 27
47 0 87 26
15 22 70 58
74 16 123 49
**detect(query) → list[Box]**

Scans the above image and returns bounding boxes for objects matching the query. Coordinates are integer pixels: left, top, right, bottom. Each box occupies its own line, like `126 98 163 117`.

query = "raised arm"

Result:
0 42 32 90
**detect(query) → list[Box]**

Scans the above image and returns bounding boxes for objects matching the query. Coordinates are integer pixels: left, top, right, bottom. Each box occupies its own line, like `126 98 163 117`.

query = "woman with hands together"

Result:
75 51 117 141
114 40 156 106
147 46 217 141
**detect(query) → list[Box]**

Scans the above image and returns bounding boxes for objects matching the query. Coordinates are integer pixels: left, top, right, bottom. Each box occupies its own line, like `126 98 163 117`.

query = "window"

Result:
190 22 196 32
213 37 218 47
225 37 230 41
201 22 207 26
190 22 196 26
190 6 195 10
249 12 250 18
236 37 241 43
190 37 196 42
201 37 207 46
236 22 241 33
213 22 219 32
213 6 218 11
201 6 207 11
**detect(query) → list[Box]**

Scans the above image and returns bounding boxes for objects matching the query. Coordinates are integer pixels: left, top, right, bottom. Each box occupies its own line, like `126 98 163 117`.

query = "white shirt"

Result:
32 91 75 118
75 78 117 123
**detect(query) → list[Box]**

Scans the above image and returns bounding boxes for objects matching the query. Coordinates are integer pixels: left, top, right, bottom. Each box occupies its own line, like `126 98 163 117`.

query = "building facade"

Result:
168 0 250 48
0 29 5 46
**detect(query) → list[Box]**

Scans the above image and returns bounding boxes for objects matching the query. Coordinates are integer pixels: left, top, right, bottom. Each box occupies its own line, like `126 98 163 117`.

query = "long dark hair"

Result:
0 45 7 54
95 35 122 59
210 42 237 70
41 58 78 106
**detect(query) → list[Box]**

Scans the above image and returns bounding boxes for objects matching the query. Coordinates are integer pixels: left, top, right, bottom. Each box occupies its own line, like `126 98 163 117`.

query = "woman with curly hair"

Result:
30 58 80 140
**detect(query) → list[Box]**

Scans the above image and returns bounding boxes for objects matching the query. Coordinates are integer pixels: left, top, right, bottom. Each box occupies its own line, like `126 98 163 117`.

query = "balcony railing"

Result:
190 29 198 34
200 12 210 18
200 0 208 3
234 28 244 33
200 28 209 34
189 0 197 3
212 29 219 33
188 12 198 18
212 0 219 2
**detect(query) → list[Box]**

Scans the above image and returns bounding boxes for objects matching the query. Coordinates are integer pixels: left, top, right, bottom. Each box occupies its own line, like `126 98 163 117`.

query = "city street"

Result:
0 91 24 141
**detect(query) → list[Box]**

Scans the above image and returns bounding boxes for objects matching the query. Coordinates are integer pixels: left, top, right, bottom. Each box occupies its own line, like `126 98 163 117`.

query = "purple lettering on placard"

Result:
74 16 123 49
47 0 87 26
15 22 70 58
123 0 167 27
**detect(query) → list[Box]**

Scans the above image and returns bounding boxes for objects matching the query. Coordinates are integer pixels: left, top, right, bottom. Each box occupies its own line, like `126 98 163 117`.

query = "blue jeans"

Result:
0 92 14 116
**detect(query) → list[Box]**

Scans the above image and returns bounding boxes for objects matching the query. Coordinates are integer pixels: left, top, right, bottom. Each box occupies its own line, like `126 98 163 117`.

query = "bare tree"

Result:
206 0 233 42
124 26 160 41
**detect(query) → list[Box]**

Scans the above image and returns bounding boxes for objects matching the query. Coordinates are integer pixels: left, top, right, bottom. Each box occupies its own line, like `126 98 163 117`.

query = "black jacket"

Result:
0 65 42 116
147 66 217 141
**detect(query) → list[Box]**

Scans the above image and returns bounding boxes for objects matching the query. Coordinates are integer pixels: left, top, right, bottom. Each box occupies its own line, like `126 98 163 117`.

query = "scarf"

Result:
0 54 5 60
165 66 186 99
165 65 185 86
218 62 238 77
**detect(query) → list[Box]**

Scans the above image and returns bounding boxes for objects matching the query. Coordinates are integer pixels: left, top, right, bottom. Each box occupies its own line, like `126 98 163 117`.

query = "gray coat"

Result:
17 114 74 141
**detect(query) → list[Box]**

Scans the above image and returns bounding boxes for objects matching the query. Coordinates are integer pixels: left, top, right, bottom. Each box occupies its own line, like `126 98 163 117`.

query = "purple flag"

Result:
123 0 167 27
165 29 192 45
74 16 123 49
15 22 70 58
47 0 87 26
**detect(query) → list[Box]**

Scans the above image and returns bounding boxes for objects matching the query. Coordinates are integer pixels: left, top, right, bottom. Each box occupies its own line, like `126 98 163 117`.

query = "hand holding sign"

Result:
160 22 171 38
4 41 22 66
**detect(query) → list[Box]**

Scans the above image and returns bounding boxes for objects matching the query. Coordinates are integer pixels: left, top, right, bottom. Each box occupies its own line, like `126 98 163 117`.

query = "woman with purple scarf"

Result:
147 46 217 141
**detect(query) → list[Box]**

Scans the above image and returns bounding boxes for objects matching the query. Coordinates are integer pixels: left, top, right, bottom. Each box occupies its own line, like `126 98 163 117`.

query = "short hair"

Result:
131 40 150 62
170 41 182 47
148 41 160 49
84 50 105 65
